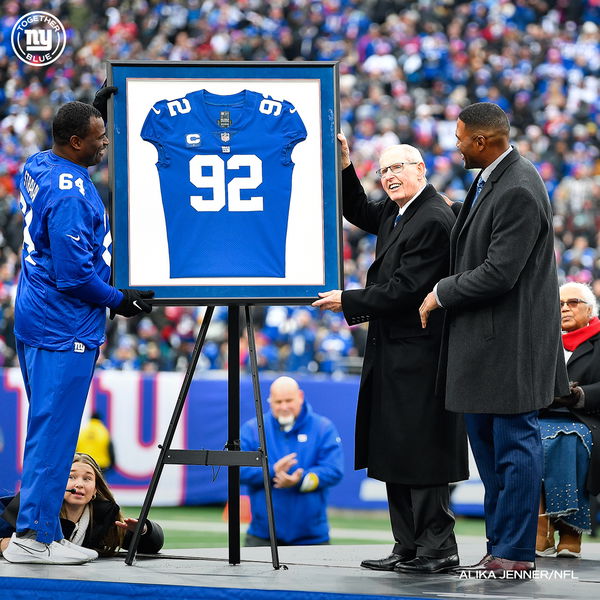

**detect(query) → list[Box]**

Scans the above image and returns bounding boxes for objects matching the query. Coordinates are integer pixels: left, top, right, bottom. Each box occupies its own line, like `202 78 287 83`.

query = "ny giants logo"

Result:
11 11 66 67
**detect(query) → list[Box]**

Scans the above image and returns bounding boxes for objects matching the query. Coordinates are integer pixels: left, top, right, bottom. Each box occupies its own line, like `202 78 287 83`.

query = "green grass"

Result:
123 505 487 549
139 505 224 521
122 506 599 549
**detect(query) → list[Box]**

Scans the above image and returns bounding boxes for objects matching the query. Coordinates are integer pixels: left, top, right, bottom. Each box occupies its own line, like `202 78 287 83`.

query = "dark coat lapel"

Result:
567 339 595 367
458 148 520 236
377 187 431 259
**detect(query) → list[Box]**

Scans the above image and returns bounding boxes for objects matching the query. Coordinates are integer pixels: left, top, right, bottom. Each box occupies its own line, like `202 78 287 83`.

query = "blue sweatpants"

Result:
16 340 98 544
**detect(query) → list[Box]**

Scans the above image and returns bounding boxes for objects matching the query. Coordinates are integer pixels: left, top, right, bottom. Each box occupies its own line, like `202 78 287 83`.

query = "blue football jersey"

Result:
14 151 114 350
141 89 307 278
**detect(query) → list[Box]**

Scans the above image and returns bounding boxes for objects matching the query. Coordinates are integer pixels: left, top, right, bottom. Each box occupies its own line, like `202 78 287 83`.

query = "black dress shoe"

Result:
361 552 414 571
394 554 459 574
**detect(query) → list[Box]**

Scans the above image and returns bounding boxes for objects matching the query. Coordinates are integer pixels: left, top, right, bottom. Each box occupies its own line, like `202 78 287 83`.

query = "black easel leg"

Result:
227 306 241 565
125 306 214 565
245 305 281 569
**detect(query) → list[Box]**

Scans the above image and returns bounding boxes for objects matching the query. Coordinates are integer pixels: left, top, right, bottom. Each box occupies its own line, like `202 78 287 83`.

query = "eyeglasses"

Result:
376 162 419 177
560 298 590 309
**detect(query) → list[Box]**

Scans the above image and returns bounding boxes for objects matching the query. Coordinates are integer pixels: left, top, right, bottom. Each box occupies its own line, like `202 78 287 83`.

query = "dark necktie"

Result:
393 212 402 227
471 177 486 208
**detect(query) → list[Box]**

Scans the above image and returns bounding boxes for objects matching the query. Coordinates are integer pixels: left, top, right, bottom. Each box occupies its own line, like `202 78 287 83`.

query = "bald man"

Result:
240 376 343 546
314 135 467 574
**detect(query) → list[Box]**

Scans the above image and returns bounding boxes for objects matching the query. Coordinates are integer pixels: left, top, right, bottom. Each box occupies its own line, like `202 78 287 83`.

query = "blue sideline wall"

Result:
0 368 481 513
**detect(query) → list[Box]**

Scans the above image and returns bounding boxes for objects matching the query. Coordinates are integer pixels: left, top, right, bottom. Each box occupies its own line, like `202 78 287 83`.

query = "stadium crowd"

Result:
0 0 599 375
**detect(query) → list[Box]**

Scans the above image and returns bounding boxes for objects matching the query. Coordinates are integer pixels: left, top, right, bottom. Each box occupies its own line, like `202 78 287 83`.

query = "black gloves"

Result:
110 289 154 319
93 84 118 121
551 382 584 409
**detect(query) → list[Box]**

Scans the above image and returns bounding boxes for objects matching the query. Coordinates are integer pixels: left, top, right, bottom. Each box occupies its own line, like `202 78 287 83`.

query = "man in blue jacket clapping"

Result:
241 376 344 545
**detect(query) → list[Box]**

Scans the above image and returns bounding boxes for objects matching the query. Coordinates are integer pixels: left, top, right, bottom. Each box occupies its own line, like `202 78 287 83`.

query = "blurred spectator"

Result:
1 0 599 375
315 315 354 375
76 412 115 472
285 308 318 373
240 376 343 545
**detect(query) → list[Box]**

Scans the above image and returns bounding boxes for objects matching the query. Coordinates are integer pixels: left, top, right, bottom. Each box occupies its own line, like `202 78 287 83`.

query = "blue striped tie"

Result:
393 213 402 227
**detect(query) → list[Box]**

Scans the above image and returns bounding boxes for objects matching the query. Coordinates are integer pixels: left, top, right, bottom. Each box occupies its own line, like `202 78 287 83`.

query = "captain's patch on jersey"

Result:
185 133 201 147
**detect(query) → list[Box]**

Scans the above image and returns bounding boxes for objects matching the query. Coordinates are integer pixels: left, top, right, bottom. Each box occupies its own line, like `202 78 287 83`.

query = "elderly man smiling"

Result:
313 134 467 574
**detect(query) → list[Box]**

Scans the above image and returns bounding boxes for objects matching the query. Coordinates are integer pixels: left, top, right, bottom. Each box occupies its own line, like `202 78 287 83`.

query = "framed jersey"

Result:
108 61 342 305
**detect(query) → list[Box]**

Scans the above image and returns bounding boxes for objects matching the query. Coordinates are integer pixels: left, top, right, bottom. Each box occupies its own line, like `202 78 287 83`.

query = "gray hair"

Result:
560 282 598 317
396 144 424 164
380 144 427 177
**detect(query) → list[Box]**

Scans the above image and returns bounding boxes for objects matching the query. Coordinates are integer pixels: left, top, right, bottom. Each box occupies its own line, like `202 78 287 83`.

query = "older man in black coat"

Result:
314 134 468 574
420 103 569 577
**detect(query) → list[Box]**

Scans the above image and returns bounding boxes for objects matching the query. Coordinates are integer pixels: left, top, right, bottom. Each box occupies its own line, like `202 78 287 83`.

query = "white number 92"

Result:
189 154 263 212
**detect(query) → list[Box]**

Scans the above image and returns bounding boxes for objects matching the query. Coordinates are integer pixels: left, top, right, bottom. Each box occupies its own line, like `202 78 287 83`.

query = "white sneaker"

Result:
58 539 98 561
3 533 88 565
557 547 581 558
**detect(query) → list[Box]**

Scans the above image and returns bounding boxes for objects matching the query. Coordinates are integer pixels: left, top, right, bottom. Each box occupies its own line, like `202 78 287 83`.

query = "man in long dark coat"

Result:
314 134 468 574
420 102 569 577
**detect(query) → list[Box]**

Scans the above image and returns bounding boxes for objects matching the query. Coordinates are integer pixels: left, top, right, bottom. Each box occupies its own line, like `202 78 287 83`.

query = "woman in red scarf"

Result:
536 282 600 559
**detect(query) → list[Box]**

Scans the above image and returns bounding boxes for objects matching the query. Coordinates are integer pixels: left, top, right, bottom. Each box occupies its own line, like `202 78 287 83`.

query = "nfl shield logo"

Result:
220 132 230 142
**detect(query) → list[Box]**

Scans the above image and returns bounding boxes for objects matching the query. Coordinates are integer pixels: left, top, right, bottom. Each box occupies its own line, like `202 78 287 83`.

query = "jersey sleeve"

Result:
46 191 105 292
280 100 307 164
141 100 170 163
140 100 168 143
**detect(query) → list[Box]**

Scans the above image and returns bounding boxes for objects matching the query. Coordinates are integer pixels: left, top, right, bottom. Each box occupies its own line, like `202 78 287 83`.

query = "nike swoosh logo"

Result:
290 107 297 113
13 541 51 556
66 234 80 241
152 106 161 114
133 300 142 310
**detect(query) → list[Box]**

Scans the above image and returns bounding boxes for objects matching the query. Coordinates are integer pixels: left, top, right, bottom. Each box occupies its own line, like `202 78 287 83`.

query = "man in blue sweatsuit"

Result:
2 100 153 565
241 376 344 545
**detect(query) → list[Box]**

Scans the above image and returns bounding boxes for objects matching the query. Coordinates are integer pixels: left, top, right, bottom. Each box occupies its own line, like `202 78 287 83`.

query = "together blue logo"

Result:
11 11 66 67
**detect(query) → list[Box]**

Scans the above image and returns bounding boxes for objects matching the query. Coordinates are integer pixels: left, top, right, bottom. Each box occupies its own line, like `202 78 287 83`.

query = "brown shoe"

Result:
556 521 582 558
484 557 535 577
536 512 556 556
